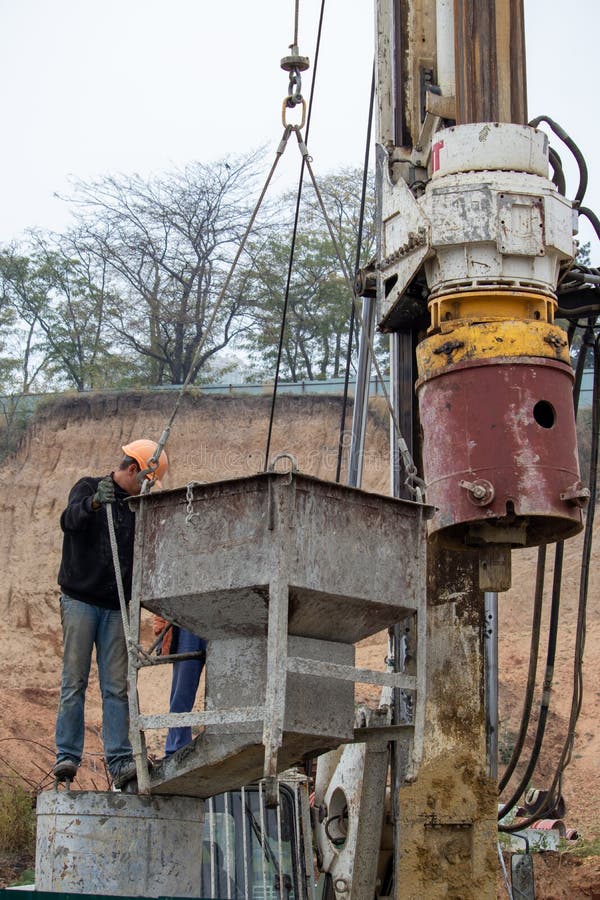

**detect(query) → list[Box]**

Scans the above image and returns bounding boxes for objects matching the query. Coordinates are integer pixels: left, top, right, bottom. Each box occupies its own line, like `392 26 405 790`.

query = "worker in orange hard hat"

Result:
54 440 169 790
122 439 168 489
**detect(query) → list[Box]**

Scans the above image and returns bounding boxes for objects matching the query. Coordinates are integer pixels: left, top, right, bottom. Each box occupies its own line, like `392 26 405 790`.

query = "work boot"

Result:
112 759 138 790
53 759 78 782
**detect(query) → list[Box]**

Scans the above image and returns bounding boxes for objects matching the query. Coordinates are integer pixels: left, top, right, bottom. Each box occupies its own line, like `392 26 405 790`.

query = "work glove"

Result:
92 475 116 508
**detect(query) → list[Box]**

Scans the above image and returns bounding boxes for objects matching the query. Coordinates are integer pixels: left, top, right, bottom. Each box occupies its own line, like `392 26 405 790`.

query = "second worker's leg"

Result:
165 629 206 756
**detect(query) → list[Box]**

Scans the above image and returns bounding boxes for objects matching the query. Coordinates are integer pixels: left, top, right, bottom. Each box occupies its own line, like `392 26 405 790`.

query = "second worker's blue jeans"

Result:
165 628 207 756
55 594 132 776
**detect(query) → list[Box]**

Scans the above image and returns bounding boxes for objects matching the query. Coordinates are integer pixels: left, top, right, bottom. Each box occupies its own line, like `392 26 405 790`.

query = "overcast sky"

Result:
0 0 598 259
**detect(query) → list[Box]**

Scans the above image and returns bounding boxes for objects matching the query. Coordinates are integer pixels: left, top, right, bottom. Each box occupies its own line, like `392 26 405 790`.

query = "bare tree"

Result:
69 152 265 385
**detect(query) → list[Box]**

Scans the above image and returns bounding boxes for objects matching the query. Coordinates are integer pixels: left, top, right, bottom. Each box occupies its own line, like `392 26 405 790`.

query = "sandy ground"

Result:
0 391 598 895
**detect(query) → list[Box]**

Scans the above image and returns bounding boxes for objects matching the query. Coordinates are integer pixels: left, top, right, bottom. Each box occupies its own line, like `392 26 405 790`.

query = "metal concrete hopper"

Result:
127 469 429 798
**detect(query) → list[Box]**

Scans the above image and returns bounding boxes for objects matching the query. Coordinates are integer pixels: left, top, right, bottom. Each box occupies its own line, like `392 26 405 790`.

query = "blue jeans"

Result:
55 595 132 776
165 628 207 756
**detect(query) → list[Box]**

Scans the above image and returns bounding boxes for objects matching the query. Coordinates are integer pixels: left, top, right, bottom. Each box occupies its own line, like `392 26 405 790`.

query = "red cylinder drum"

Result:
416 356 585 549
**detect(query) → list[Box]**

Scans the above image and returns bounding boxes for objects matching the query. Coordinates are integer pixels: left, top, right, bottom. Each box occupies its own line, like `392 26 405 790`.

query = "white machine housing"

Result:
378 123 577 324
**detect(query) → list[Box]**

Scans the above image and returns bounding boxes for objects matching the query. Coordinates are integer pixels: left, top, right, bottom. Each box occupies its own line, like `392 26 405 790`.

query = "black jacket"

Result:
57 475 136 609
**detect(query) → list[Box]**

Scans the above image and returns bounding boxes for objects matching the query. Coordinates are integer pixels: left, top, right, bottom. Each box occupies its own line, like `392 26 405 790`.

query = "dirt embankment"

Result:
0 390 598 893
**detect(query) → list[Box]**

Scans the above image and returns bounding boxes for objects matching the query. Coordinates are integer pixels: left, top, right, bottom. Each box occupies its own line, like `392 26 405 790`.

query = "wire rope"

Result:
299 139 423 497
132 128 297 487
263 0 326 470
335 63 375 484
293 0 300 46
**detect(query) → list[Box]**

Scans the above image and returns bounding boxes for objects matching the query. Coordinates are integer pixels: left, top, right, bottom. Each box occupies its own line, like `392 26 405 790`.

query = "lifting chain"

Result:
185 481 204 525
281 47 309 109
280 49 309 128
140 4 310 472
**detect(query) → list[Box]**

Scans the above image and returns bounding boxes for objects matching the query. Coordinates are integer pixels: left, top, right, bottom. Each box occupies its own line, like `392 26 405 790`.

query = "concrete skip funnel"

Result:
128 470 431 797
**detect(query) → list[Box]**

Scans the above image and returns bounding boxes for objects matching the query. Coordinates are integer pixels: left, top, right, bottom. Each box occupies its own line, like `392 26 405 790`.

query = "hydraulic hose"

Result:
578 206 600 242
572 321 595 412
501 327 600 830
548 146 566 196
497 544 545 793
498 541 563 823
529 115 588 206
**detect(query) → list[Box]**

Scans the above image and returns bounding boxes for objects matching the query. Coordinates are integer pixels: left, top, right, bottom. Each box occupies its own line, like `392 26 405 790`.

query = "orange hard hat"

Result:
122 439 169 484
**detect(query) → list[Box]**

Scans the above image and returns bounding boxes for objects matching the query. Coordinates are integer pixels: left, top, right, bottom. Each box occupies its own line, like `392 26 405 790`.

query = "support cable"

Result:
137 126 296 491
293 0 300 46
298 134 424 499
263 0 325 469
335 63 375 484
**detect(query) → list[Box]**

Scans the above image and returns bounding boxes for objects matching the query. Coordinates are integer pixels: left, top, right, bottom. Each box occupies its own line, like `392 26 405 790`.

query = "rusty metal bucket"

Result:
131 471 427 642
128 471 429 797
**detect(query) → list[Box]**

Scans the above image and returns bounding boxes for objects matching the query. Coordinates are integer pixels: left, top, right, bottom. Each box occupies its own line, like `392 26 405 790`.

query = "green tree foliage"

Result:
0 233 138 392
0 250 51 394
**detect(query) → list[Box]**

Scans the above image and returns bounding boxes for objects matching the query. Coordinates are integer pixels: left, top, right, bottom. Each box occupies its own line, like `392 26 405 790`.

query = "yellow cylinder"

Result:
417 319 570 378
428 290 556 333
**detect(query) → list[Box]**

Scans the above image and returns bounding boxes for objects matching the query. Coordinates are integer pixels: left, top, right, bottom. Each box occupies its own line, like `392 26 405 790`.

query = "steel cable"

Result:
335 63 375 483
263 0 326 469
299 139 424 498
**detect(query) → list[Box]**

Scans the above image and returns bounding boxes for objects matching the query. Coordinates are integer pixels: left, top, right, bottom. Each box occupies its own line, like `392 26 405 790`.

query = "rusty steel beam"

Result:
394 545 498 899
508 0 528 124
454 0 527 124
